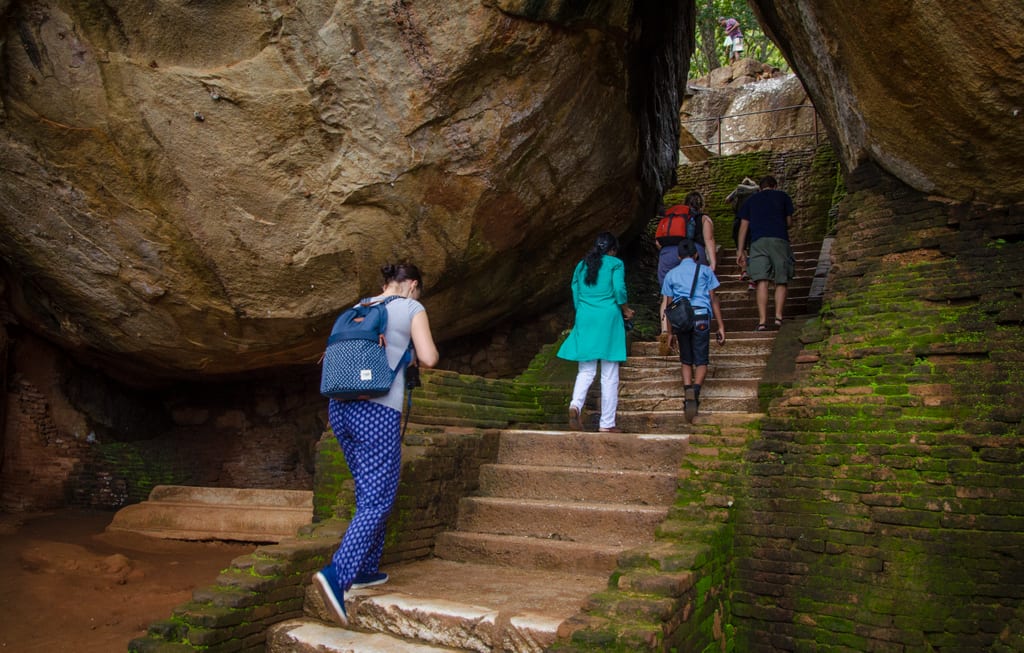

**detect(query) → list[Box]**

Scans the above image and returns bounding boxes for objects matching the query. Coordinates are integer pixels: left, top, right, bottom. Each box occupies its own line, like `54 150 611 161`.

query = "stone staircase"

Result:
266 242 824 652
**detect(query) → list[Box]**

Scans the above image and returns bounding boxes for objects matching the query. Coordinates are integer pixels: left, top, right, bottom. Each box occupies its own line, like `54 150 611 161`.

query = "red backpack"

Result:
655 204 697 242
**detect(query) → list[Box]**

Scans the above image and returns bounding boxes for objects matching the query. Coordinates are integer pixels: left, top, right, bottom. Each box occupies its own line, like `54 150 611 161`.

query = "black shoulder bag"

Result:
665 263 701 333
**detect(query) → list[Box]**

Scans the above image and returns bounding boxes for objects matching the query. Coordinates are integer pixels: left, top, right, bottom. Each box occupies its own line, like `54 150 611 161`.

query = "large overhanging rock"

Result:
751 1 1024 203
0 0 691 381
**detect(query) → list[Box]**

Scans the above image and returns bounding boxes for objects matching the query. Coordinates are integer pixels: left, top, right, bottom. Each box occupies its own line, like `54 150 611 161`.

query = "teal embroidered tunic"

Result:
556 254 629 363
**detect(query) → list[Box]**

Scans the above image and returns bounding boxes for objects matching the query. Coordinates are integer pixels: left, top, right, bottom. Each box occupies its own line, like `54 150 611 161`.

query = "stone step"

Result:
281 558 608 653
621 362 765 381
455 496 667 547
618 393 759 413
621 351 769 370
717 298 814 317
434 531 623 574
630 335 776 357
268 620 463 652
478 463 677 505
106 485 312 543
616 404 760 432
619 378 759 399
495 429 689 472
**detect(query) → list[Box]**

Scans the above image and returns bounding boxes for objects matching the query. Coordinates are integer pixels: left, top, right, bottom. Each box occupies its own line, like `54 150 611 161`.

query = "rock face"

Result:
681 59 817 161
0 0 692 381
751 0 1024 203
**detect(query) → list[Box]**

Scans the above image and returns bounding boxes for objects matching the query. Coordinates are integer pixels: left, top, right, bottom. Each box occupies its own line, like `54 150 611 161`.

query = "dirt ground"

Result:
0 509 255 653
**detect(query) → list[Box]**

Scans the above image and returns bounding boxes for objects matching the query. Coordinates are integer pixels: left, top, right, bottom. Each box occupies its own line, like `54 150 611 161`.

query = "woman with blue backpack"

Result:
313 262 439 626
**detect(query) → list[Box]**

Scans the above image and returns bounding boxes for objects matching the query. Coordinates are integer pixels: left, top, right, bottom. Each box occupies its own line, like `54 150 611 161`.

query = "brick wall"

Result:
731 162 1024 650
0 330 324 511
1 377 92 510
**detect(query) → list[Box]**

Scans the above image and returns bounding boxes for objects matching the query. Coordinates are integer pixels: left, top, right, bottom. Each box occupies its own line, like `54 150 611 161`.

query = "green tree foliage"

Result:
690 0 788 78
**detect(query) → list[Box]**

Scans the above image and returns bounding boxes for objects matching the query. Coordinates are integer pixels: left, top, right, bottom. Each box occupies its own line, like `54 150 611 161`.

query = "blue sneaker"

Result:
351 571 389 589
313 566 348 626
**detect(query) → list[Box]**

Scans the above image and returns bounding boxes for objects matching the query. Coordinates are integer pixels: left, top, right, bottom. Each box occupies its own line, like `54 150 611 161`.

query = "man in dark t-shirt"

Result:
736 176 796 331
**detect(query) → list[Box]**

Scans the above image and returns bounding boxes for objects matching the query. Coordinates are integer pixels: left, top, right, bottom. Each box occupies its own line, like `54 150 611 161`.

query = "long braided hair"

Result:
583 231 619 286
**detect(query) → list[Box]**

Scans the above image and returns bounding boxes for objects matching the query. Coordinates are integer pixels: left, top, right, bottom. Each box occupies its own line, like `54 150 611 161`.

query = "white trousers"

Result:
570 360 620 429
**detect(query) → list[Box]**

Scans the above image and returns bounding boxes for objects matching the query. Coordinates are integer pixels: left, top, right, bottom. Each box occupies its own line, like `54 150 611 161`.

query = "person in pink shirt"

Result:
718 17 744 64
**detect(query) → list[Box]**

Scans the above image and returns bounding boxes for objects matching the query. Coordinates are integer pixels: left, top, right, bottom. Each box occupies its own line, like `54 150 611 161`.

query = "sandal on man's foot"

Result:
773 317 784 328
755 323 768 332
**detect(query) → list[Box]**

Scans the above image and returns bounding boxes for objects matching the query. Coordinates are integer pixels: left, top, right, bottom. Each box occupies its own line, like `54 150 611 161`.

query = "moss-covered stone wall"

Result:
660 145 842 247
731 162 1024 650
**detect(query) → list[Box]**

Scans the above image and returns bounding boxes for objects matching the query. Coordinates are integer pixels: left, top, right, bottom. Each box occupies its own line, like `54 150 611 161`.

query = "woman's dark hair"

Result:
685 192 704 215
583 232 619 286
381 262 422 285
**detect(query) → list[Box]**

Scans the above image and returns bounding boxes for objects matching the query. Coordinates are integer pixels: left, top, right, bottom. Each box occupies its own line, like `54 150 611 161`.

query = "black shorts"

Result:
678 314 711 366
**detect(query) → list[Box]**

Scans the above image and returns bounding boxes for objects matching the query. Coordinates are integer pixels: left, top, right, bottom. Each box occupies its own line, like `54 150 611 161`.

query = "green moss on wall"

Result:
731 163 1024 650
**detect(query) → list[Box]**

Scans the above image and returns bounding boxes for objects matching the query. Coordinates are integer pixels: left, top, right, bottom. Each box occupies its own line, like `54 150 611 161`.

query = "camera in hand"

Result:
406 365 421 389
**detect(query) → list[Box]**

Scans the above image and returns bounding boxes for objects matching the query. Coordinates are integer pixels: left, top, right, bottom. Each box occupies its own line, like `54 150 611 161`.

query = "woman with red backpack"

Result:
654 192 717 284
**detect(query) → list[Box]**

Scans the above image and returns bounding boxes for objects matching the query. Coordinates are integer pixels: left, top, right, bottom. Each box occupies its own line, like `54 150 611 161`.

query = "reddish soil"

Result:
0 510 254 653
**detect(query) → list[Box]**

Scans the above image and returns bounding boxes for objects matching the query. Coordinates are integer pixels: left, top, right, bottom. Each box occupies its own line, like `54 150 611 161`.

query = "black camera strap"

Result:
401 346 419 438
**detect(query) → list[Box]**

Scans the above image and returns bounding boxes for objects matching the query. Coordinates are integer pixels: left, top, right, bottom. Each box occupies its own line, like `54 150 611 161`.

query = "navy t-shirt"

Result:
738 189 794 241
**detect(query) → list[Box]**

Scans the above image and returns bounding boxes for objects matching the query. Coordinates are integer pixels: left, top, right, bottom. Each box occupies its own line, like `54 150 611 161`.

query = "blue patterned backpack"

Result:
319 296 411 400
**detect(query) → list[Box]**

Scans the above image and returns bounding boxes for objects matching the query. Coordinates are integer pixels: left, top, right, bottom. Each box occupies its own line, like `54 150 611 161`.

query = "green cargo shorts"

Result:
748 237 795 285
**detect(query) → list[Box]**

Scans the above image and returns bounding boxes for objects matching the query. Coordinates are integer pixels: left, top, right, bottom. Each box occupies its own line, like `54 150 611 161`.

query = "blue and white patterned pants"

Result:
326 399 402 591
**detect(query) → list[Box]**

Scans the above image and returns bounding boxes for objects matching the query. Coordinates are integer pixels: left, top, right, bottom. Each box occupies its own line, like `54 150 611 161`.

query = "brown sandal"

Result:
568 406 584 431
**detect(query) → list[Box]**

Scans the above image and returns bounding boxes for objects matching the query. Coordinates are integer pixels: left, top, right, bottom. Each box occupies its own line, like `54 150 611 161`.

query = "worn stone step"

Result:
434 530 623 575
619 378 759 399
289 558 608 653
106 485 312 542
718 300 814 319
617 393 759 413
630 335 776 357
616 403 761 432
478 463 677 505
455 496 667 546
690 411 765 427
495 429 689 472
621 360 766 381
623 366 766 382
268 619 464 652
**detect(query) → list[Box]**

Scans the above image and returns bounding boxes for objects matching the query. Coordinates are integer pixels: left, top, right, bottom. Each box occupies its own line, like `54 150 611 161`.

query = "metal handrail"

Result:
681 103 819 155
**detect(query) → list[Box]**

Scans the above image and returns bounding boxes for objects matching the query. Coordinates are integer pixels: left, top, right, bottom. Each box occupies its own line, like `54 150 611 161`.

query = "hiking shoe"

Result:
313 566 348 626
351 571 389 589
684 387 698 422
568 406 584 431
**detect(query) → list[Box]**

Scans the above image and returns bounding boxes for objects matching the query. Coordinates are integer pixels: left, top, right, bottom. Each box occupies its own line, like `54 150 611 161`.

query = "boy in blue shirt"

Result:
660 240 727 420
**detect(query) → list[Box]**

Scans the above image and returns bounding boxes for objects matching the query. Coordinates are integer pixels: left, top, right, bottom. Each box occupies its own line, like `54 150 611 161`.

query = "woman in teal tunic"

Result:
557 232 635 432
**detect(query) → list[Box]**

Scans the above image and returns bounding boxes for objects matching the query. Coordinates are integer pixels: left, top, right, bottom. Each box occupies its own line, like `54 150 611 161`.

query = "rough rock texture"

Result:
681 60 817 161
751 0 1024 203
0 0 692 381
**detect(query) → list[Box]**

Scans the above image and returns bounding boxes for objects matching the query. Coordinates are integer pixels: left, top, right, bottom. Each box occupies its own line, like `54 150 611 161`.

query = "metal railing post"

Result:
717 115 723 155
